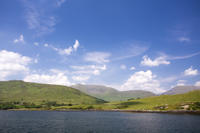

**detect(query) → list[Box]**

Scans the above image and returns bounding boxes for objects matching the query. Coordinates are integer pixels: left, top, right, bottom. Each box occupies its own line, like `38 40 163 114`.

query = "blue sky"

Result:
0 0 200 93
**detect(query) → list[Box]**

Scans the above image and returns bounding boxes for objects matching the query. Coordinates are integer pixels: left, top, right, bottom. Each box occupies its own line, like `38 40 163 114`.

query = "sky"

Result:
0 0 200 94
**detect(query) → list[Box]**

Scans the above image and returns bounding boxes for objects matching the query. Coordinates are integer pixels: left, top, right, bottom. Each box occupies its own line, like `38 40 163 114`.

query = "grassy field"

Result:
1 80 200 111
105 90 200 110
49 90 200 111
0 80 105 106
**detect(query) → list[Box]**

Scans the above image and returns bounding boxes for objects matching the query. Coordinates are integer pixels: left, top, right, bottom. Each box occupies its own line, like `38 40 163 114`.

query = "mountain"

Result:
163 86 200 95
0 80 105 105
71 84 155 101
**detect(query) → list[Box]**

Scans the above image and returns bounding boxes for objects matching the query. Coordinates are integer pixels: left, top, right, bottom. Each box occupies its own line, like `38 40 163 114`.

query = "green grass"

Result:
1 80 200 111
0 80 105 105
109 90 200 110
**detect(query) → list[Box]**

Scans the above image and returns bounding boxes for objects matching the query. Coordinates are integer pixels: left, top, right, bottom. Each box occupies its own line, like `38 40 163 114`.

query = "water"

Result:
0 111 200 133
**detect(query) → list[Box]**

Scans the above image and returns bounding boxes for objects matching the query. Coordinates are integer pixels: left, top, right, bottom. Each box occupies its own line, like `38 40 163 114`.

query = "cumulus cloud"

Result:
120 70 165 94
120 64 127 70
141 55 170 67
0 50 32 80
195 81 200 86
184 66 198 76
84 52 111 64
24 69 71 86
178 37 190 42
13 34 24 44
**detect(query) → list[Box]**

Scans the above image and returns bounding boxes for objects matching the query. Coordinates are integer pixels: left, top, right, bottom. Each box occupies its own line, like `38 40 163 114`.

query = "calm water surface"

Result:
0 111 200 133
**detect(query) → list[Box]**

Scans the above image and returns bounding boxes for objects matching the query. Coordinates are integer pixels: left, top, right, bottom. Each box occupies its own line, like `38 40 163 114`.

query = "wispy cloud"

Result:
167 51 200 60
56 0 66 7
130 66 135 70
113 44 148 61
71 65 106 76
84 52 111 64
34 42 39 46
178 37 190 43
70 64 107 82
120 64 127 70
21 0 65 36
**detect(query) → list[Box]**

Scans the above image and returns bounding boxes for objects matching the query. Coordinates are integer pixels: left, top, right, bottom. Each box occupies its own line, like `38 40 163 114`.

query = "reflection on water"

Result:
0 111 200 133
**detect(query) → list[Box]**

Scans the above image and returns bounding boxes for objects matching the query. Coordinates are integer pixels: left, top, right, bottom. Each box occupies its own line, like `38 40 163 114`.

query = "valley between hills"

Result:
0 80 200 112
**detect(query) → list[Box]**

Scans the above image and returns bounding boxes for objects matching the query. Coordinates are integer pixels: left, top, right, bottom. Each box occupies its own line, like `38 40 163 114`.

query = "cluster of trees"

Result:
0 101 75 110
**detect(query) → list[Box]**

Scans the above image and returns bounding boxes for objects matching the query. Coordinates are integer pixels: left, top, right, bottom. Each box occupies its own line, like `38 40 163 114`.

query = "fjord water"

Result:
0 111 200 133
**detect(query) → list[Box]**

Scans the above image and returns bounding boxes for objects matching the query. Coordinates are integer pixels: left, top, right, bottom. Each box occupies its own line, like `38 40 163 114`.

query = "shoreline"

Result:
2 109 200 114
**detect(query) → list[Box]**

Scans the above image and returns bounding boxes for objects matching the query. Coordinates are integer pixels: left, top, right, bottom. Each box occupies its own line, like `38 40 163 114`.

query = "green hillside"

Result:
72 84 155 101
106 90 200 110
0 80 105 105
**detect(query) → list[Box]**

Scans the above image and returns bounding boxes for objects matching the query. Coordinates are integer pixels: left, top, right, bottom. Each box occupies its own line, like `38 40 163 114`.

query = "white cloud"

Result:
71 65 106 76
120 64 127 70
84 52 111 64
73 40 80 51
120 70 165 94
184 66 198 76
176 80 186 86
130 66 135 70
46 40 80 55
0 50 32 80
13 34 24 44
195 81 200 86
141 55 170 67
60 46 73 55
113 44 148 61
22 1 58 36
178 37 190 42
72 75 90 82
24 69 71 86
168 51 200 60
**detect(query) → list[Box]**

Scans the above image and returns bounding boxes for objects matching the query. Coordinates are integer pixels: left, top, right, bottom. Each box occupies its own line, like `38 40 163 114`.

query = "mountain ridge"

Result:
163 85 200 95
71 84 155 101
0 80 105 105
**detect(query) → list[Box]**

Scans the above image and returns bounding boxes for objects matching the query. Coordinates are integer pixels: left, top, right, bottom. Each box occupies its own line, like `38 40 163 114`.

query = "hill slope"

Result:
163 86 200 95
110 90 200 110
71 84 155 101
0 80 105 105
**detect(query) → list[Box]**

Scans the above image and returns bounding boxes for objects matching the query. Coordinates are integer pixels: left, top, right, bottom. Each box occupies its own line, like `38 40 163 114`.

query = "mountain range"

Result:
71 84 155 101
